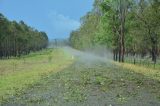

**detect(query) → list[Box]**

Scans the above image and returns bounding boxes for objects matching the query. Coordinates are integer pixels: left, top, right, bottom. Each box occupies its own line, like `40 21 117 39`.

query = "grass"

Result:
3 58 160 105
114 61 160 81
1 49 160 105
125 57 160 70
0 48 74 103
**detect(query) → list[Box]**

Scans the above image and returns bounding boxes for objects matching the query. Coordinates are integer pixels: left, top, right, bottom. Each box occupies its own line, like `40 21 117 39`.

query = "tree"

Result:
69 0 160 64
0 13 49 58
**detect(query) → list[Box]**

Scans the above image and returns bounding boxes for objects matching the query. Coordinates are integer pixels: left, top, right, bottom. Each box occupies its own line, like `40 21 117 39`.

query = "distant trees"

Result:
0 13 48 58
69 0 160 63
69 0 102 50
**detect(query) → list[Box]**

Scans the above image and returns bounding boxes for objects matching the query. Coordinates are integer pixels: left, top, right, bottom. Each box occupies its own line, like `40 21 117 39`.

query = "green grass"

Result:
114 61 160 81
3 58 160 105
0 48 74 102
125 57 160 70
1 49 160 105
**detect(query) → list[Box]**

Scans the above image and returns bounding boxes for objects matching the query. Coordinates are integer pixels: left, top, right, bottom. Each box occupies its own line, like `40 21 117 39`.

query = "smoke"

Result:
63 46 113 67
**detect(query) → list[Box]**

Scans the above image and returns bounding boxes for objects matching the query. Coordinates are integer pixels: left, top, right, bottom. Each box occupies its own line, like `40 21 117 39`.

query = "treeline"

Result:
49 39 69 48
0 13 48 58
69 0 160 63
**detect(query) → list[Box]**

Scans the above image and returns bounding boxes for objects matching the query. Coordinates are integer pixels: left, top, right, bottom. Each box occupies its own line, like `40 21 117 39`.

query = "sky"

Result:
0 0 94 39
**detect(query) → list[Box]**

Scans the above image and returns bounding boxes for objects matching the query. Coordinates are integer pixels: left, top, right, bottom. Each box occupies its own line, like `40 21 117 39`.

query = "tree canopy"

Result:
69 0 160 63
0 13 48 58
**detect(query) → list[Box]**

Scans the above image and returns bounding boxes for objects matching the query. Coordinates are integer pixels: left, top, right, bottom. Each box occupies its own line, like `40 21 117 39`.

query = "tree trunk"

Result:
119 0 126 63
119 41 121 62
151 37 157 65
0 41 2 59
115 49 118 61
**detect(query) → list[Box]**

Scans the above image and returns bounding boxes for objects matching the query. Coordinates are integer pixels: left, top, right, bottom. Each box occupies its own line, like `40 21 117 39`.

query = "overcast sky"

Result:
0 0 94 39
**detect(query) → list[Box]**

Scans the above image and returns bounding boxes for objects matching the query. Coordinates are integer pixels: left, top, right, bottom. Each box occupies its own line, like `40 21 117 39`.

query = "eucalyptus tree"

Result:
133 0 160 63
69 0 160 64
69 0 102 50
99 0 132 62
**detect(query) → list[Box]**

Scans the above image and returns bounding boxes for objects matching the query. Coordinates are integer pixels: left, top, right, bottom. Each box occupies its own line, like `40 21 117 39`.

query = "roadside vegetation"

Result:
0 48 74 103
2 49 160 105
69 0 160 64
114 62 160 81
125 57 160 69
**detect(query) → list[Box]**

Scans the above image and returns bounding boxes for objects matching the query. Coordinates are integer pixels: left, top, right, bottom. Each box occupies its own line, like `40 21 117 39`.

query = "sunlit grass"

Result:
0 48 74 102
114 62 160 81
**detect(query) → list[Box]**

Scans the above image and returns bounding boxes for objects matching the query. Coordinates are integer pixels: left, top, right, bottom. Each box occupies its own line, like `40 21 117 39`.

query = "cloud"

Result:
48 11 80 38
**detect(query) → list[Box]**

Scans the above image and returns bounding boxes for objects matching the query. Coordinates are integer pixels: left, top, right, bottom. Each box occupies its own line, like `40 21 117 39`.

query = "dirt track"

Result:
2 48 160 106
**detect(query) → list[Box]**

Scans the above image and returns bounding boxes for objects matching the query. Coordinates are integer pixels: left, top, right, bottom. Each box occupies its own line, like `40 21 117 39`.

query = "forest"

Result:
0 13 48 58
69 0 160 64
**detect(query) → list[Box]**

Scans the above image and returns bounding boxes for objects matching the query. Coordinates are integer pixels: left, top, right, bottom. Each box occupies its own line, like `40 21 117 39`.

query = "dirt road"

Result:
2 48 160 106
